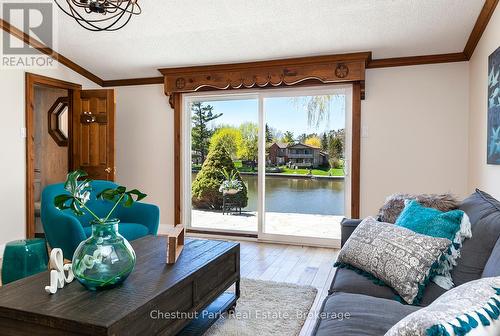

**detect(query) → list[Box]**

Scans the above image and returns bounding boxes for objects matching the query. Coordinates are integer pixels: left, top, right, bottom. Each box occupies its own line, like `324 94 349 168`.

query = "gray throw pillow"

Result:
335 217 451 305
385 276 500 336
378 193 459 223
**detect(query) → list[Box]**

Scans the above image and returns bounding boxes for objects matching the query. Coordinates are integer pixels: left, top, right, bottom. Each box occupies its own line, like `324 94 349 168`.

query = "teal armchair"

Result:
41 180 159 260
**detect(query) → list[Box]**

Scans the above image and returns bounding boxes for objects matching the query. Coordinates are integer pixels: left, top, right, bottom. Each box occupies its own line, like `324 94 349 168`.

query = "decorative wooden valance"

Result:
159 52 370 107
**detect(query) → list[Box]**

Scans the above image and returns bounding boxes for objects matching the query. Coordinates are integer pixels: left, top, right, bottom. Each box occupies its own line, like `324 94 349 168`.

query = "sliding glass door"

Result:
185 94 259 234
183 86 351 246
262 92 348 241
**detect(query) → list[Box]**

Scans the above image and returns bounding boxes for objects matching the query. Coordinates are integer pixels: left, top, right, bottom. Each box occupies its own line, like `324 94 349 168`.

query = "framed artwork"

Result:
488 46 500 164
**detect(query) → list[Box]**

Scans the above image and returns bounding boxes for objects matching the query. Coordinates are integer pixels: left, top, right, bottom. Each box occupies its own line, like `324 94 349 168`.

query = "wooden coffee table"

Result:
0 236 240 335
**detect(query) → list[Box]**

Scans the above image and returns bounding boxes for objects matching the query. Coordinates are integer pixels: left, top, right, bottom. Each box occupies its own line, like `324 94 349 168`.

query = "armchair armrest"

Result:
341 218 363 247
117 202 160 235
42 212 86 260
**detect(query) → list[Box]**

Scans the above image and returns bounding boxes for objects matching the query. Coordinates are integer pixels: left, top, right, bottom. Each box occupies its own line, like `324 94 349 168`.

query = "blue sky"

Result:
203 95 345 136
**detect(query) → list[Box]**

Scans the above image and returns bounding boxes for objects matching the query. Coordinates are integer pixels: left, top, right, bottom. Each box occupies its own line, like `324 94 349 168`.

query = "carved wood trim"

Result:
160 52 370 96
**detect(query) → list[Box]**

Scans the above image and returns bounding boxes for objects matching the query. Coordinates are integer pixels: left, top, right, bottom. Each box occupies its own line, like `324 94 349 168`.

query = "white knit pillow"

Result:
385 277 500 336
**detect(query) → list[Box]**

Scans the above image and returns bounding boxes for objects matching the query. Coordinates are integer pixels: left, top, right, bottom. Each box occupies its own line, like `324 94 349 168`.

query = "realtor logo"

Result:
1 1 57 68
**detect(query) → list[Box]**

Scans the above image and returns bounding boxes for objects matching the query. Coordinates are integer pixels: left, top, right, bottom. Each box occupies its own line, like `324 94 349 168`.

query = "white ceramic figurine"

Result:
44 248 74 294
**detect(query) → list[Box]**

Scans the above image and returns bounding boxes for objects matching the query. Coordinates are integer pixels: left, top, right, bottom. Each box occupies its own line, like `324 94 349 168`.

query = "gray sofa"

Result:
313 189 500 336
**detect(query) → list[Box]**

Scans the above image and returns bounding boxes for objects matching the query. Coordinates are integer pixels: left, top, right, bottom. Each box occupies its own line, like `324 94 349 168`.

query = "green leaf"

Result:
70 201 84 216
97 188 118 201
127 189 147 202
54 194 73 210
124 194 134 207
64 170 88 194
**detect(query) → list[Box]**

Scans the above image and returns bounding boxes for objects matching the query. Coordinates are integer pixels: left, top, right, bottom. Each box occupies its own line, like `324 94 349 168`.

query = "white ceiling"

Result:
50 0 486 79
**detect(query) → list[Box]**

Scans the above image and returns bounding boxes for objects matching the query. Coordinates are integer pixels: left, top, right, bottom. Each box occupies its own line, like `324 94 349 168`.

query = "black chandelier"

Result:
54 0 141 32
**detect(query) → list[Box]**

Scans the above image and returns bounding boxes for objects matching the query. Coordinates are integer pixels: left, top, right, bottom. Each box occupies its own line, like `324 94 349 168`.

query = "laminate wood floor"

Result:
0 240 339 336
237 240 339 336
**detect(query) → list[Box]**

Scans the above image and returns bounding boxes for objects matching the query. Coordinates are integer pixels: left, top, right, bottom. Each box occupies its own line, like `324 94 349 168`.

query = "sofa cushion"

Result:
83 223 149 241
395 200 471 289
452 189 500 285
329 268 447 306
377 193 459 223
313 292 420 336
341 218 363 247
482 237 500 278
335 217 451 304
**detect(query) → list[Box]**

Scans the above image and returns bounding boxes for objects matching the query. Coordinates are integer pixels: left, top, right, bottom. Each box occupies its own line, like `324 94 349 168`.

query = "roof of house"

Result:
272 142 289 149
288 142 321 150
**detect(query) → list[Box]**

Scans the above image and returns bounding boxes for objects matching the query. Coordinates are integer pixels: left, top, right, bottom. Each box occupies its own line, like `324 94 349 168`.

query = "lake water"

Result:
192 173 345 215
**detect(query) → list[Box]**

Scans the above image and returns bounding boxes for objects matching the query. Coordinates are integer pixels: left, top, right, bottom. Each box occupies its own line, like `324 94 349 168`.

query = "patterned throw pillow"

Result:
395 200 472 290
335 217 451 305
378 193 460 223
385 277 500 336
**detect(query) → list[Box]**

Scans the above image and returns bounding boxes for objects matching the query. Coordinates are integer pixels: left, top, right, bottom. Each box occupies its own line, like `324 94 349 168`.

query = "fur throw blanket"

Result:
377 193 460 223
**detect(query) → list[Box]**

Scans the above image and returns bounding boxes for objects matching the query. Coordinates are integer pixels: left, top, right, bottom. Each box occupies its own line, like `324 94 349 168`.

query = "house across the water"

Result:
268 142 329 168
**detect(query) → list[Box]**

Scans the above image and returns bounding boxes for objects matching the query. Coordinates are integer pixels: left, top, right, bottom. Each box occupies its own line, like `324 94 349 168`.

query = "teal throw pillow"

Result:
395 200 472 289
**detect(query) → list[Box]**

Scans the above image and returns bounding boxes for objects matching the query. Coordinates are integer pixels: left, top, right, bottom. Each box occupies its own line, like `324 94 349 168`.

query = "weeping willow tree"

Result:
291 95 342 128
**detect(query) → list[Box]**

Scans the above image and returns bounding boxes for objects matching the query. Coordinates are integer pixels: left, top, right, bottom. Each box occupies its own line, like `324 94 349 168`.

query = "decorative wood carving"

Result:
159 52 370 97
335 63 349 78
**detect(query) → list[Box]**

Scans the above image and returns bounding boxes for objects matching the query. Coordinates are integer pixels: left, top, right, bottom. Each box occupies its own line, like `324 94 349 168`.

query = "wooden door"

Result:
72 89 115 181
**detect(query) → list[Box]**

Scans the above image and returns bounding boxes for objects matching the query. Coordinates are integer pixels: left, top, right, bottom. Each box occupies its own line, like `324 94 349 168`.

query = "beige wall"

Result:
360 62 470 217
114 85 174 225
468 7 500 200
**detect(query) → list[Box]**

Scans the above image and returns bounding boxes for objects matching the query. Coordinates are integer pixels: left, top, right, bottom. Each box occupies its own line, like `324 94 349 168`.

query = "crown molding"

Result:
102 77 164 87
0 19 104 86
463 0 499 60
367 52 468 69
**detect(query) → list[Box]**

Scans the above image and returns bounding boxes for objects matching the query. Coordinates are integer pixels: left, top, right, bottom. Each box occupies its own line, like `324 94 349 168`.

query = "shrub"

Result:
192 143 248 210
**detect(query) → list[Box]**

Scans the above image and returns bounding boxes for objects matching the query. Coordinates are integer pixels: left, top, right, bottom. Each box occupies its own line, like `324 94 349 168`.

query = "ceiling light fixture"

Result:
54 0 141 32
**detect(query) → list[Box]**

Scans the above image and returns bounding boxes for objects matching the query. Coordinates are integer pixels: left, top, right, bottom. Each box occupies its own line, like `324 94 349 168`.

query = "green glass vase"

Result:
72 219 136 291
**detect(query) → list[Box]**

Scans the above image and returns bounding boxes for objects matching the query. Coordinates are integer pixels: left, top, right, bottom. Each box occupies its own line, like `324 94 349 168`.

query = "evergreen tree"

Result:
265 124 273 143
192 143 248 209
191 102 222 163
321 133 328 150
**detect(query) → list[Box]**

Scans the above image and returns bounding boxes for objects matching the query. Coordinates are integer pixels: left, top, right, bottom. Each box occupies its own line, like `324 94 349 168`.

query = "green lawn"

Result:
193 161 344 177
278 167 344 176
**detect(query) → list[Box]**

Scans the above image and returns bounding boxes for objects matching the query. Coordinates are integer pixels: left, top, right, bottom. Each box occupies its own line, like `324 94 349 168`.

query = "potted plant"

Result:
54 170 147 291
219 168 244 195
